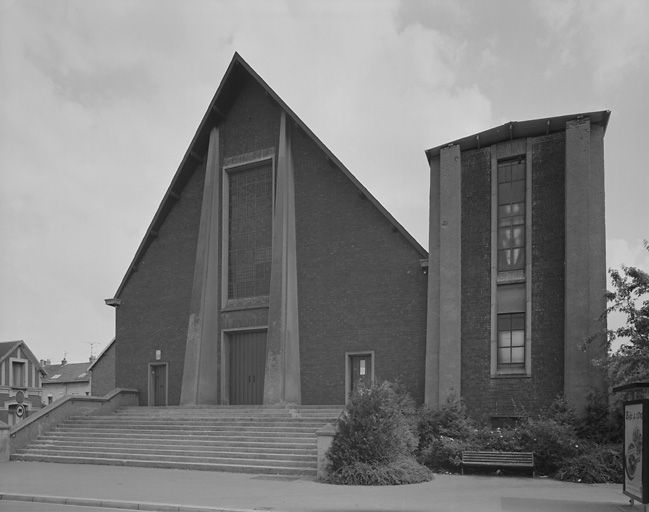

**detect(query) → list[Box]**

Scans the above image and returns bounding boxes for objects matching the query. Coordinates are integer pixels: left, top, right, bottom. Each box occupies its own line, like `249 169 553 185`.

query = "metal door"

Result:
150 364 167 406
229 330 266 405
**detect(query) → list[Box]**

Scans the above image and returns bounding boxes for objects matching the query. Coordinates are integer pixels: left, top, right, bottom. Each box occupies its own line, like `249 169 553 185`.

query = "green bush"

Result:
516 418 581 475
575 393 623 444
326 382 432 485
472 426 523 452
328 457 433 486
554 444 623 483
418 435 472 472
417 395 474 451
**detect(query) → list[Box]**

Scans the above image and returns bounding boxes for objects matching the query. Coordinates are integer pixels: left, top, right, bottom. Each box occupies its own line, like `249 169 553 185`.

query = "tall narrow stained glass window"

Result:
227 162 273 299
497 157 526 271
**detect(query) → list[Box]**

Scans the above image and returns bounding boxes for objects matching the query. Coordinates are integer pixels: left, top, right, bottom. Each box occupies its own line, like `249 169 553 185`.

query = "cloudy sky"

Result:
1 0 648 364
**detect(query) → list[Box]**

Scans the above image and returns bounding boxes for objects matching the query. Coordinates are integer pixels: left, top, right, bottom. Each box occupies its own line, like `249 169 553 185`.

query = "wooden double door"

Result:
228 330 267 405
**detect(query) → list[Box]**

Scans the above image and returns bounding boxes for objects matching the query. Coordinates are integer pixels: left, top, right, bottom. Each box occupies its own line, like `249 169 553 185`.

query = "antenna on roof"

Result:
85 342 99 363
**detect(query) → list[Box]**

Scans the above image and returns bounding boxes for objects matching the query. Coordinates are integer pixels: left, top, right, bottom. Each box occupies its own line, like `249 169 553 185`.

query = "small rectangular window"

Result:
497 312 525 369
12 361 26 388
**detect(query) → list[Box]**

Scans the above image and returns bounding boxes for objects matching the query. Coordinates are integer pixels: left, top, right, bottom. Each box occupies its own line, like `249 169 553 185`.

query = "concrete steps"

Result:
12 405 342 476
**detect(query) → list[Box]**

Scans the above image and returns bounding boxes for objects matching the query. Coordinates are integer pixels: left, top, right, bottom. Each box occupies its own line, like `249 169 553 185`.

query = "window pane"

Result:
511 313 525 330
498 348 511 364
511 161 525 180
510 179 525 202
498 182 512 204
497 284 525 313
511 347 525 363
498 331 511 348
511 330 525 347
497 315 511 331
498 164 512 183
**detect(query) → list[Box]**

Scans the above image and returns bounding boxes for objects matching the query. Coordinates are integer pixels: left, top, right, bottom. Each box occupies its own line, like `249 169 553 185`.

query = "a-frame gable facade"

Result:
108 54 429 406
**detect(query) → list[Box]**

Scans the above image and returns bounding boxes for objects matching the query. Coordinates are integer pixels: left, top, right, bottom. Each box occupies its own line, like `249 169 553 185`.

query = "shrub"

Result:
328 457 433 486
575 393 623 444
554 444 623 483
516 418 581 475
417 395 474 450
472 426 523 452
326 381 432 485
418 435 472 473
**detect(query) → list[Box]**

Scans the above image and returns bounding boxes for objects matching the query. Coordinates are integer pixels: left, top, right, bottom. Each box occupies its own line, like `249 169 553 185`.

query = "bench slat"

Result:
461 450 534 475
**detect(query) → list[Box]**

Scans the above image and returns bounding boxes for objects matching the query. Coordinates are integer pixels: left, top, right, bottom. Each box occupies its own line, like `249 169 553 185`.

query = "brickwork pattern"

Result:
460 135 566 419
90 342 115 397
114 75 428 406
115 162 205 405
293 127 428 405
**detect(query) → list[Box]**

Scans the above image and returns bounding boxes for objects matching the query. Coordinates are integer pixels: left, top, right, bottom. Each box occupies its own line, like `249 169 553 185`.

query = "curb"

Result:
0 492 260 512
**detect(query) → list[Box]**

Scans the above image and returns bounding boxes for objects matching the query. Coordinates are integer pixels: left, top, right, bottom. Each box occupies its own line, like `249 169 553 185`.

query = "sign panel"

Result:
624 400 648 503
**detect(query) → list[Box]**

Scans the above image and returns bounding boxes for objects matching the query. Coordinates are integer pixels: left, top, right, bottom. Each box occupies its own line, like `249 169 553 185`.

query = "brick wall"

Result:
460 134 566 419
115 161 204 405
113 74 428 406
460 148 493 417
91 342 115 397
293 126 428 405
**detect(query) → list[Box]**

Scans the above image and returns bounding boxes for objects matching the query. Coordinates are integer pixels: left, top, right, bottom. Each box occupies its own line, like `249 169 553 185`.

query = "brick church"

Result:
97 54 609 421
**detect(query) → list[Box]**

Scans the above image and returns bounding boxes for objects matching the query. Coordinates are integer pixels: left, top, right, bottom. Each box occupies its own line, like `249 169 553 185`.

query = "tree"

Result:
605 240 649 386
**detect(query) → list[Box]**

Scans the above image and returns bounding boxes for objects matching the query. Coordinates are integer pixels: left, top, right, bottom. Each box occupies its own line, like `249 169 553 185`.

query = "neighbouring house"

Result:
101 53 608 420
89 338 116 397
42 358 92 403
0 340 46 426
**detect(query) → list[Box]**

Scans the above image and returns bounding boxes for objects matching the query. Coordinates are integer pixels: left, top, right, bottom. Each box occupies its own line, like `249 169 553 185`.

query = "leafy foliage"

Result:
554 444 623 483
326 382 432 485
416 395 622 482
327 457 433 486
604 240 649 386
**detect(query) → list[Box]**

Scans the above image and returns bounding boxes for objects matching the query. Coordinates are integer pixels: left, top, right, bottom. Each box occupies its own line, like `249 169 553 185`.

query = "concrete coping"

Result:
10 388 139 436
316 423 337 436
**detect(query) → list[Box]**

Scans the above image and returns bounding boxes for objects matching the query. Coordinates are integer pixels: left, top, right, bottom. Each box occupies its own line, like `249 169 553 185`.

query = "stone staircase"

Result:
11 405 342 476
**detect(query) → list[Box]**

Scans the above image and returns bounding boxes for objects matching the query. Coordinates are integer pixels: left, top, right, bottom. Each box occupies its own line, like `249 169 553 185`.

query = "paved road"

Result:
0 461 640 512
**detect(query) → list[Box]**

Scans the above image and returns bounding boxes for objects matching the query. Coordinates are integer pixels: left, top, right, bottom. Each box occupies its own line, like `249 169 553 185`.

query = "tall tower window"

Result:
497 158 526 271
496 283 526 370
491 144 531 379
227 162 273 299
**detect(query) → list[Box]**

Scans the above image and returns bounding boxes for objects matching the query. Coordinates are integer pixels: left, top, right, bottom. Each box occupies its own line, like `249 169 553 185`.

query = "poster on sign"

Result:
624 400 649 503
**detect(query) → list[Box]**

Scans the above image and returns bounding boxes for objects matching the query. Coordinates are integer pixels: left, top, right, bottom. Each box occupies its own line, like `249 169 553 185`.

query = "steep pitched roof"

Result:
0 340 46 375
42 361 91 384
88 338 115 371
0 341 21 361
108 53 426 302
425 110 611 160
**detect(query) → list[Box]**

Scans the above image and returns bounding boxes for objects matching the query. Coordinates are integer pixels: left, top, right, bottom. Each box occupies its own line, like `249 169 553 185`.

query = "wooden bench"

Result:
461 451 534 476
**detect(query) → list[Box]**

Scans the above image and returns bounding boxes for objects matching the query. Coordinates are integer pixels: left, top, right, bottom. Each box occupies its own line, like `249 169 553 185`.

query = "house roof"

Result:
88 338 115 371
42 361 91 384
0 340 47 375
0 341 20 361
107 52 427 302
425 110 611 160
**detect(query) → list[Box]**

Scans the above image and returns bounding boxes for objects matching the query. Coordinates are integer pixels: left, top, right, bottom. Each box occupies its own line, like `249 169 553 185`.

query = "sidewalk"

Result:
0 461 638 512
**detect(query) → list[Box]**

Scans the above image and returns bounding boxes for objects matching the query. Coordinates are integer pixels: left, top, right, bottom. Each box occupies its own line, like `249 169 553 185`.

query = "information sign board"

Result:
624 400 649 503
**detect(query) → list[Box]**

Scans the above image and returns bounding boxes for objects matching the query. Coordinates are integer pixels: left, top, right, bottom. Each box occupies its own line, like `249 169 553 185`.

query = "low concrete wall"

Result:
7 388 139 455
316 423 336 481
